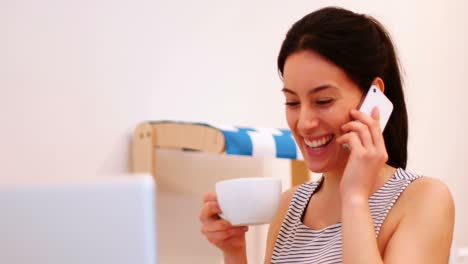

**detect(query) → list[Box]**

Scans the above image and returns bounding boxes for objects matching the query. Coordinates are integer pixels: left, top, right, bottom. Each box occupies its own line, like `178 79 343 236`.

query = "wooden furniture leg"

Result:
291 160 310 186
131 123 155 174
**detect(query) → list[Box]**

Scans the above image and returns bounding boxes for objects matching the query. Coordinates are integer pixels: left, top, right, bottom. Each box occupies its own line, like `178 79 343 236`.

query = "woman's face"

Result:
282 50 363 173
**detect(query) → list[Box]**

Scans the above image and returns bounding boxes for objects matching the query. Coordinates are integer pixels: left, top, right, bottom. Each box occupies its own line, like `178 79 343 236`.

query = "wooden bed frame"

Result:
131 122 310 186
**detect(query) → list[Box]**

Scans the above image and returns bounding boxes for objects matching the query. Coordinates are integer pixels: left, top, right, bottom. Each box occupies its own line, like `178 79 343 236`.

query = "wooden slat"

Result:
290 160 310 186
131 122 154 174
132 122 310 187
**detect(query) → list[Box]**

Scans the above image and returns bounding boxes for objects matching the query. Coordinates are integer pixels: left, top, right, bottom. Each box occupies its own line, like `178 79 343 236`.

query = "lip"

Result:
303 133 333 143
302 134 335 158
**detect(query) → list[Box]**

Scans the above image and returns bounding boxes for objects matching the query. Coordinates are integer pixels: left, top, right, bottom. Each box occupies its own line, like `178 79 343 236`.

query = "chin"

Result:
304 160 331 174
303 152 347 174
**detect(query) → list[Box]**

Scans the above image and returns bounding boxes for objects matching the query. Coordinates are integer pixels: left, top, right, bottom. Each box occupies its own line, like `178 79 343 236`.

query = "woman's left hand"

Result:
336 107 389 201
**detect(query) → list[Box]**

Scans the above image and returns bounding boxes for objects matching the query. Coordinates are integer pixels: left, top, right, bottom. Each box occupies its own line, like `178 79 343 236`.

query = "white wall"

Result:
2 0 467 262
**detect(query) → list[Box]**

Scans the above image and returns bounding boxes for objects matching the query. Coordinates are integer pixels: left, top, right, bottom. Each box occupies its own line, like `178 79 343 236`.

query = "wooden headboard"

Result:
131 121 310 186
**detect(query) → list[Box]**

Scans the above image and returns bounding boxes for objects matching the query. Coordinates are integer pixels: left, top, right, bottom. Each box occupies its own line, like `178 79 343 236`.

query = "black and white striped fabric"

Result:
271 168 421 264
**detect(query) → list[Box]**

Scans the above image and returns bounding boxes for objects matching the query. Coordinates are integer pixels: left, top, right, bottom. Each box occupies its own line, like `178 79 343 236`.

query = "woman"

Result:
199 7 454 263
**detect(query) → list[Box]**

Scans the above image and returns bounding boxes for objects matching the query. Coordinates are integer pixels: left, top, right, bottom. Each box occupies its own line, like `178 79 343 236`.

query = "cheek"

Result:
319 105 353 129
285 109 297 129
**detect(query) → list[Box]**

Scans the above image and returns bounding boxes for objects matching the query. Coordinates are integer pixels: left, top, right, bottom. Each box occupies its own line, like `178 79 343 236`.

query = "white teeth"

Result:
304 135 332 148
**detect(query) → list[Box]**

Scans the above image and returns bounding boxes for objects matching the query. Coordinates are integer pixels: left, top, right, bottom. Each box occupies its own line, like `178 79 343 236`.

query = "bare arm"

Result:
342 177 455 264
339 109 455 263
264 186 299 264
341 192 383 264
383 178 455 263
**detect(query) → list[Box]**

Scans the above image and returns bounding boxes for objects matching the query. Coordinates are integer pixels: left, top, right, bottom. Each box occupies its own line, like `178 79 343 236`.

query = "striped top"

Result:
271 168 421 263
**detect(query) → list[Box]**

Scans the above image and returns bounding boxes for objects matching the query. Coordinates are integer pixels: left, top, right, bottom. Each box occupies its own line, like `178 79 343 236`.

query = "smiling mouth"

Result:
304 134 334 149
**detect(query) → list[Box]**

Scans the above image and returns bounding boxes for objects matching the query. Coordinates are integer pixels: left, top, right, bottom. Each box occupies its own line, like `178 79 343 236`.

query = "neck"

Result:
318 164 397 197
320 168 345 195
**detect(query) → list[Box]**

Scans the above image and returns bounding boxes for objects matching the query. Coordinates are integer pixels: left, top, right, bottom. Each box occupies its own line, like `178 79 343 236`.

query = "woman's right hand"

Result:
199 192 249 257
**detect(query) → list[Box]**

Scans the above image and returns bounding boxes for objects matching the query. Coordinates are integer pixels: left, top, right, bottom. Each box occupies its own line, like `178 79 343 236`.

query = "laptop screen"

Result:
0 174 157 264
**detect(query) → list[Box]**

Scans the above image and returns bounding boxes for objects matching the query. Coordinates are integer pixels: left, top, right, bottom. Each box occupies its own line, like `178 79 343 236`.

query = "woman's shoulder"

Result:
383 173 455 262
279 185 301 208
402 173 452 201
391 168 451 200
279 180 320 206
397 172 454 218
264 184 303 261
271 181 318 226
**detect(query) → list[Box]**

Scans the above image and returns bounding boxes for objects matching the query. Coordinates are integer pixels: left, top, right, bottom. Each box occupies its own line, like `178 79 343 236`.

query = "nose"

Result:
297 107 319 135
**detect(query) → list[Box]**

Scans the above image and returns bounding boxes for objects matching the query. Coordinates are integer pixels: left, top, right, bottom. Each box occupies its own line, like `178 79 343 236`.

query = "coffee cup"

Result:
215 177 282 226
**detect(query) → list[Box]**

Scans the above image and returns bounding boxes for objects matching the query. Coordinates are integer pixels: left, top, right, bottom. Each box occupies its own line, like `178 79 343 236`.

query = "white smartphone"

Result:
358 85 393 131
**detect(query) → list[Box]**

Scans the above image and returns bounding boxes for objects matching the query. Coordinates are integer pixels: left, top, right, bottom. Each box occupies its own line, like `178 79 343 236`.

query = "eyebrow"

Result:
281 84 338 95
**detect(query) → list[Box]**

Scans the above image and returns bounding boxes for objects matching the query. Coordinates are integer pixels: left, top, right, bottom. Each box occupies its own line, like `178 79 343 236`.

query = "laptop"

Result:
0 174 157 264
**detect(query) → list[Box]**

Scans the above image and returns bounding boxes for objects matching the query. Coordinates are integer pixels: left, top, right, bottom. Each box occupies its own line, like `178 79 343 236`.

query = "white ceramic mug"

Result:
215 177 282 226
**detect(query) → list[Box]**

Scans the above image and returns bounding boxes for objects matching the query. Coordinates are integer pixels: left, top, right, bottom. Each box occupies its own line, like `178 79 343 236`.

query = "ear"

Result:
372 77 385 93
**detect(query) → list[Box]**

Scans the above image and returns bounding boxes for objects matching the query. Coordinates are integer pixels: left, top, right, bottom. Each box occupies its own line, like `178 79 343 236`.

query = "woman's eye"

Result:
316 99 333 105
285 101 300 107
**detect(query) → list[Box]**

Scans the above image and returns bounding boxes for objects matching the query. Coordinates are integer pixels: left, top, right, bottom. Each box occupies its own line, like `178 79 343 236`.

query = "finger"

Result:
202 192 218 203
199 200 222 222
371 106 380 120
336 131 364 153
351 108 380 131
201 219 244 233
360 107 386 152
201 219 232 233
205 226 248 243
369 107 386 148
341 121 373 148
352 108 386 148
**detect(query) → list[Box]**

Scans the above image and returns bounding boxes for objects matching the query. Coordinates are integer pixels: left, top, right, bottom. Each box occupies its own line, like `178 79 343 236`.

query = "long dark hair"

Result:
278 7 408 169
